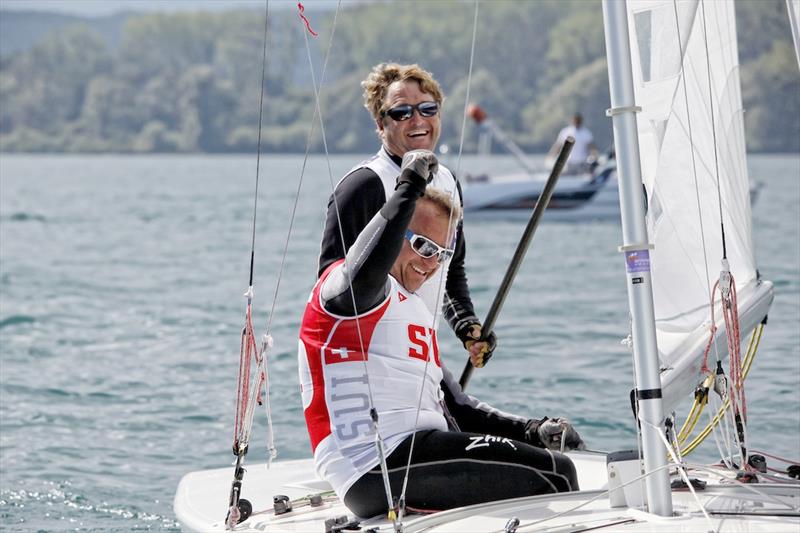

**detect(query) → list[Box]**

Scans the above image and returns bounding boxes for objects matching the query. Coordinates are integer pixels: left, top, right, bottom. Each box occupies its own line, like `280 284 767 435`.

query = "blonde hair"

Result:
361 63 444 121
421 187 462 227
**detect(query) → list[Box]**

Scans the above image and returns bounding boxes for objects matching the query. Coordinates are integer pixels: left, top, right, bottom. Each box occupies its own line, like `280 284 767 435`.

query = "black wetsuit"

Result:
318 166 578 518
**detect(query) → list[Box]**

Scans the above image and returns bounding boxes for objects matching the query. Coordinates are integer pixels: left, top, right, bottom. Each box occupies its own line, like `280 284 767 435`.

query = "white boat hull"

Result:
461 167 621 222
174 452 799 532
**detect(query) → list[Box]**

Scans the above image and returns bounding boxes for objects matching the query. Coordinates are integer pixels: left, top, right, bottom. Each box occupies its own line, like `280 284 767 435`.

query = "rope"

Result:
651 420 715 528
658 0 752 472
232 0 271 460
297 1 318 36
233 300 257 453
676 324 763 457
227 2 272 527
750 449 800 466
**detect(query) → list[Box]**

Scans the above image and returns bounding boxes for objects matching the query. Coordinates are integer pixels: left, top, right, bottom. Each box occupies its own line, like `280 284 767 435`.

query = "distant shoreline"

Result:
1 151 799 157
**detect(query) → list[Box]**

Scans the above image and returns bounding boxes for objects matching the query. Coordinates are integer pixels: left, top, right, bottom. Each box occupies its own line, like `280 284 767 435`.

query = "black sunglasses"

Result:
381 101 439 122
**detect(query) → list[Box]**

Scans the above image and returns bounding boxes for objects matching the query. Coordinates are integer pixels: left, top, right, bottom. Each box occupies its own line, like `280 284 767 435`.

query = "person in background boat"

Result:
299 149 584 518
317 62 495 370
548 113 598 174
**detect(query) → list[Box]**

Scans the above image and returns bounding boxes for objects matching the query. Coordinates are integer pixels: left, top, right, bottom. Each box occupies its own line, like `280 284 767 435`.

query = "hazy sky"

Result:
0 0 341 17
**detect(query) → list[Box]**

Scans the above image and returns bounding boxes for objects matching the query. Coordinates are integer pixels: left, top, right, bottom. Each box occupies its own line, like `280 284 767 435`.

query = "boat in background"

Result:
461 102 622 220
460 97 764 221
461 155 619 221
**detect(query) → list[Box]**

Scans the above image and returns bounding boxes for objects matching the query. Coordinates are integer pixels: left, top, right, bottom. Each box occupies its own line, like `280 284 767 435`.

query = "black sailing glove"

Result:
397 149 439 193
524 417 586 451
454 317 497 368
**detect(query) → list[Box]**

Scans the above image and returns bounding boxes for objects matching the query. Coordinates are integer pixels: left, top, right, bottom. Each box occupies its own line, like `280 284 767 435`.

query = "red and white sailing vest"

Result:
298 261 447 498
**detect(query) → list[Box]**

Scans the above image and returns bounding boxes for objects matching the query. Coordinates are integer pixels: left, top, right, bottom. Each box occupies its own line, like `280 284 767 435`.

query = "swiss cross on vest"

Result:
323 318 370 364
407 324 441 367
321 296 390 365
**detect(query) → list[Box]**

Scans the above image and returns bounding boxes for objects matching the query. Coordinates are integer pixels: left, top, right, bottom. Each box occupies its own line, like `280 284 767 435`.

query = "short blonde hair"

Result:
421 187 462 226
362 63 444 121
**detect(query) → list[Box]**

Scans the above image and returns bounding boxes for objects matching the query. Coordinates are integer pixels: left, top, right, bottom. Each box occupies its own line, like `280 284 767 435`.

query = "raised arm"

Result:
321 151 436 316
318 168 386 277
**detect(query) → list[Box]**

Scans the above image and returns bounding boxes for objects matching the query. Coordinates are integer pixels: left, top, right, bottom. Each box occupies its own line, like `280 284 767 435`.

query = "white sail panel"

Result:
626 0 757 366
788 0 800 68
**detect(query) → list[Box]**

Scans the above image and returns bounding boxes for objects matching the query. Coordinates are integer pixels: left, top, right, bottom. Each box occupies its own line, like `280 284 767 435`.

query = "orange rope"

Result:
234 303 257 451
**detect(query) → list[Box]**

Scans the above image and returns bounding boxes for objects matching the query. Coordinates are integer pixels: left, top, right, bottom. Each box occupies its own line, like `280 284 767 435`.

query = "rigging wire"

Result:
484 450 798 533
677 324 764 457
661 0 750 469
217 0 787 528
700 0 729 262
294 2 401 525
396 2 482 522
226 2 272 528
670 0 716 325
234 0 271 454
265 1 338 338
698 0 751 466
650 420 715 529
503 461 676 532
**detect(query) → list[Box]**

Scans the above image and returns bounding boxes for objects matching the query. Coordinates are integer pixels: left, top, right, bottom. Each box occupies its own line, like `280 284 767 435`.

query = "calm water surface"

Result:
1 153 798 531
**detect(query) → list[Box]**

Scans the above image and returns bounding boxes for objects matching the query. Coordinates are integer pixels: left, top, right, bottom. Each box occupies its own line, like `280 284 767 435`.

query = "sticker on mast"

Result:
625 250 650 273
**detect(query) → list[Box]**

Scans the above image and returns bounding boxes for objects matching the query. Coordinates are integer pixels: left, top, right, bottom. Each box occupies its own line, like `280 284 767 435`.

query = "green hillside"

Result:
1 0 797 153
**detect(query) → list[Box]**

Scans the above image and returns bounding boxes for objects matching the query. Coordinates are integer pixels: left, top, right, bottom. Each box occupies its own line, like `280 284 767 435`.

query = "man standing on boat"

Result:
300 149 583 517
317 63 495 369
548 113 598 174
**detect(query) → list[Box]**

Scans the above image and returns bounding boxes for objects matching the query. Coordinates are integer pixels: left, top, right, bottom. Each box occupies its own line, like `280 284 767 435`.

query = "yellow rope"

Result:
671 323 764 458
676 373 712 445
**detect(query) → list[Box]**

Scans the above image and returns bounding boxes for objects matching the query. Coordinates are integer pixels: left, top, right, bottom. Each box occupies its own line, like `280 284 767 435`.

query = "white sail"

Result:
625 0 771 410
789 0 800 68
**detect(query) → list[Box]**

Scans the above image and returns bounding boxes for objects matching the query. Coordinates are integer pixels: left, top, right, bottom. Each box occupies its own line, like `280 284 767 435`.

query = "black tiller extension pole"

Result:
458 137 575 390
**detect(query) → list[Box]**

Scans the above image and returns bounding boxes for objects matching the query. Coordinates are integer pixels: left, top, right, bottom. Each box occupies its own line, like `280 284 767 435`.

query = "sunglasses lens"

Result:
438 249 454 263
412 237 438 258
386 105 413 121
418 102 439 117
411 235 453 263
384 102 439 121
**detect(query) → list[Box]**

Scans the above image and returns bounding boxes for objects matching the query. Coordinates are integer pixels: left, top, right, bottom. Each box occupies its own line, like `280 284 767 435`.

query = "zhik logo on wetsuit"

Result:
465 435 518 451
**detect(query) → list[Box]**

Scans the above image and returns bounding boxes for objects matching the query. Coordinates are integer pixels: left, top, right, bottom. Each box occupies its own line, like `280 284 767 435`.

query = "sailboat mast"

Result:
601 0 673 517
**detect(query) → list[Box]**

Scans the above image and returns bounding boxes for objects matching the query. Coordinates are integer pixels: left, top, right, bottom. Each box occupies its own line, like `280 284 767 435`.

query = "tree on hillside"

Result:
741 41 800 153
2 25 111 134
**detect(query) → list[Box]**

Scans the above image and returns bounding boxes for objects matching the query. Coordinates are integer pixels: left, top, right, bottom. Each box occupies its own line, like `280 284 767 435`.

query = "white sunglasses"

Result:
405 229 455 263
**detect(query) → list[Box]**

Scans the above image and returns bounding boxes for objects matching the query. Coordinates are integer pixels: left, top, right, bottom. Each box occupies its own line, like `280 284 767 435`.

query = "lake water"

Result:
1 153 798 531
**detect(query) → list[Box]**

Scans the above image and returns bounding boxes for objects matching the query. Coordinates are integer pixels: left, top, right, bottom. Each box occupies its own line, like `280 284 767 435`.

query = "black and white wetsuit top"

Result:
317 146 477 331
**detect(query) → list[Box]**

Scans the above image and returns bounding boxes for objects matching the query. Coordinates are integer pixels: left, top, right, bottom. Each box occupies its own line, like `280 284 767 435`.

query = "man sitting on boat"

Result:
299 149 583 518
317 62 496 370
548 113 598 174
